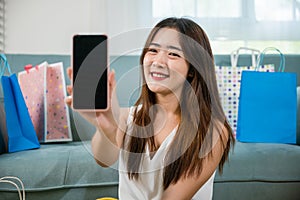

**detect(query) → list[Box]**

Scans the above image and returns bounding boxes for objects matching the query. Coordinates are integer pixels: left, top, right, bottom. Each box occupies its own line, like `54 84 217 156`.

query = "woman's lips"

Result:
150 72 169 81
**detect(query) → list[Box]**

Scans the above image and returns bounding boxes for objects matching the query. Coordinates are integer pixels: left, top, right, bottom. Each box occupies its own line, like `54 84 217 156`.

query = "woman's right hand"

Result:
65 66 121 138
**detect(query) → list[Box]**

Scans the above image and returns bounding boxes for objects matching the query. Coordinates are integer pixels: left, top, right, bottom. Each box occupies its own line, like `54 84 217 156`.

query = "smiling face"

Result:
143 28 189 97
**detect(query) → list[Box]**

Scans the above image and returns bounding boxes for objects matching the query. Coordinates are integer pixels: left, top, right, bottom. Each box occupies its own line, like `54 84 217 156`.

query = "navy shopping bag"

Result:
236 48 297 144
0 134 5 154
0 97 7 154
0 54 40 153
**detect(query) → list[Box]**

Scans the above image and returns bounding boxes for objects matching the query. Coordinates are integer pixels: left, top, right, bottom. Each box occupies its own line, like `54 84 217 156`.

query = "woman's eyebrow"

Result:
149 42 182 52
168 45 182 52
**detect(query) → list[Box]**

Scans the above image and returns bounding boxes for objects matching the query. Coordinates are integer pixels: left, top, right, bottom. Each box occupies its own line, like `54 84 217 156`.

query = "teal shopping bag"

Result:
0 54 40 153
236 48 297 144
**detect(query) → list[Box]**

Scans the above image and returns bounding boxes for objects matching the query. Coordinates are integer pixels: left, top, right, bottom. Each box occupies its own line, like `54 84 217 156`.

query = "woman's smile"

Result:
150 71 170 81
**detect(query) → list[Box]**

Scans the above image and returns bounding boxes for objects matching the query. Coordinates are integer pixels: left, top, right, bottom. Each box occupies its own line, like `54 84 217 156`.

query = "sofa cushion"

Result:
214 141 300 200
0 142 119 200
1 141 300 200
215 141 300 182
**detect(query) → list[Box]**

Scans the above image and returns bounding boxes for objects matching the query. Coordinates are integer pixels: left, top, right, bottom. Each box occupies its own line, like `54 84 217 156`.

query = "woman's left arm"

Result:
161 128 229 200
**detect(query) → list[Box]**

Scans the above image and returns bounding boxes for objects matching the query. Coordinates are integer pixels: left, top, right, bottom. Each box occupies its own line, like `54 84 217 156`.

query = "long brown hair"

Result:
123 17 235 189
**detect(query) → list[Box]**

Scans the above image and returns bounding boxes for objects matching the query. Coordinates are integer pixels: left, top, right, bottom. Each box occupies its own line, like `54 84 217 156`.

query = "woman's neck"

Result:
155 92 181 115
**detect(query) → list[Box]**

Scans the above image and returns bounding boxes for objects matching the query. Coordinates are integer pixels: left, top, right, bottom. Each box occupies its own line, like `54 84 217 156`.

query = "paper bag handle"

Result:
256 47 285 72
230 47 260 67
0 176 25 200
0 54 12 77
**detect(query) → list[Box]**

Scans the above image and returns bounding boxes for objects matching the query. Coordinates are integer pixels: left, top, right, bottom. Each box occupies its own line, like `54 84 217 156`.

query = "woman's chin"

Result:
147 83 170 94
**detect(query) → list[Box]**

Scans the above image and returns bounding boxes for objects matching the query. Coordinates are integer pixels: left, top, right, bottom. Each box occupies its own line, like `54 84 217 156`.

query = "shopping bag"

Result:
0 58 7 154
18 63 46 141
236 47 297 144
45 62 72 142
0 97 7 154
0 54 40 153
215 47 274 135
18 62 72 142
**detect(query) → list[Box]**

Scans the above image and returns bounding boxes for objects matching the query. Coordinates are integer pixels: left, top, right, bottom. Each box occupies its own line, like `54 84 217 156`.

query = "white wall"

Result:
4 0 152 55
5 0 107 54
5 0 300 55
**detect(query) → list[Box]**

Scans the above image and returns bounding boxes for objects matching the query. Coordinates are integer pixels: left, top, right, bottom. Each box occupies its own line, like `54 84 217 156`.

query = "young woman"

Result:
66 17 235 200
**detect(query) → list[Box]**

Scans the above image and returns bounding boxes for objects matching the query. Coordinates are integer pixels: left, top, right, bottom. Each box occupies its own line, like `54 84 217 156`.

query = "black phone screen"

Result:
72 35 108 110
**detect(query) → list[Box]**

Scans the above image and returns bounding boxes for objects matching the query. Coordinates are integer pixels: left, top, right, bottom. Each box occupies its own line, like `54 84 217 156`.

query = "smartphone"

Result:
72 34 108 111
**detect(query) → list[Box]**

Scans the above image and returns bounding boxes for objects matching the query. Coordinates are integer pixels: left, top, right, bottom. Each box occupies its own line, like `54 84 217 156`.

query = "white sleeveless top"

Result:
118 107 216 200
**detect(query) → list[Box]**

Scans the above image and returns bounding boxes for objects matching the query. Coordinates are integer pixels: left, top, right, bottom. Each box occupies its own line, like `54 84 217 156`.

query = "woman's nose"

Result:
152 51 167 68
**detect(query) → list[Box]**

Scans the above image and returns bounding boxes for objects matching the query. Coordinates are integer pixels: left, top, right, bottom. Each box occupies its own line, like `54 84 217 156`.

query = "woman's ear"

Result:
188 68 194 78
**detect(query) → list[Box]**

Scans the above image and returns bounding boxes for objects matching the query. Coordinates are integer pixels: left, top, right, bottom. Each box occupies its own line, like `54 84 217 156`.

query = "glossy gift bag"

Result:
236 48 297 144
0 54 40 153
18 62 72 142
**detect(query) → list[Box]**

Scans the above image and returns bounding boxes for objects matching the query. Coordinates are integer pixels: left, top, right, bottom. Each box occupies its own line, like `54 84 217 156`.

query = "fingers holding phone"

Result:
65 67 73 107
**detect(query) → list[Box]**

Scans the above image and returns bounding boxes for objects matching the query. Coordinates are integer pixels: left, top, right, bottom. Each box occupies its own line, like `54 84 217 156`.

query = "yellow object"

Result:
96 198 118 200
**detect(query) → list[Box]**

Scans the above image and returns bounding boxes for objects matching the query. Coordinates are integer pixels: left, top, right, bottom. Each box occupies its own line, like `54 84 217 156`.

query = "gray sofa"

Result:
0 54 300 200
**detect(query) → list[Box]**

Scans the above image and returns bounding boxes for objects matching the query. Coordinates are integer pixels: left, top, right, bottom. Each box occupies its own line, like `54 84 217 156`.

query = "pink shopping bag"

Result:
18 62 72 142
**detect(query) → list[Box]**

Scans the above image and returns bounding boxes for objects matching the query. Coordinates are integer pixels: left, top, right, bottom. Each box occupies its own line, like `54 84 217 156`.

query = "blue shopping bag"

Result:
236 48 297 144
0 54 40 153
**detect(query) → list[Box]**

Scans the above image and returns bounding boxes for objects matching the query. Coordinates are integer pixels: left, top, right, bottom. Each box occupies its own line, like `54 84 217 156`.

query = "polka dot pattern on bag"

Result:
46 65 70 140
215 65 275 136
